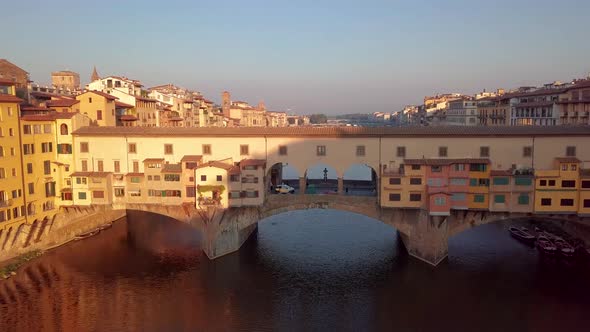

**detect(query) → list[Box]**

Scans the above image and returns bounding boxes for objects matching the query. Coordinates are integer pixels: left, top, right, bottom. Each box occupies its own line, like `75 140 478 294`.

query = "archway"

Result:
343 163 377 196
304 163 338 194
267 162 301 194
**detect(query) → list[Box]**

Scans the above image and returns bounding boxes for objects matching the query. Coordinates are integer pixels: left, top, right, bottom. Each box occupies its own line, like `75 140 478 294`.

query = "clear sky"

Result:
2 0 589 115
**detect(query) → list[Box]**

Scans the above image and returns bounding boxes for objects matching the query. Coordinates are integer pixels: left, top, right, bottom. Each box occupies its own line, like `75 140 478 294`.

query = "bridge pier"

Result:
299 177 306 195
337 177 344 195
398 210 449 266
201 207 261 259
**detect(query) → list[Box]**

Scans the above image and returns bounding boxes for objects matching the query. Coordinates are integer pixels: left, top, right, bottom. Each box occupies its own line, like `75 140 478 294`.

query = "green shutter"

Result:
518 194 529 205
492 177 509 185
469 178 478 186
515 177 532 186
494 194 505 203
474 194 485 203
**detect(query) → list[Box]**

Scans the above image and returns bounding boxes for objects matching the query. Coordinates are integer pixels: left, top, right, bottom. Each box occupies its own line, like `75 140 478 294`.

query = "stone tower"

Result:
257 100 266 112
90 66 100 82
222 91 231 117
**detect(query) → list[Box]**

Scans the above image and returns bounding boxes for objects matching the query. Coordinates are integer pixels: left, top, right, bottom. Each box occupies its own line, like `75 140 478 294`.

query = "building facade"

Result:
51 70 80 91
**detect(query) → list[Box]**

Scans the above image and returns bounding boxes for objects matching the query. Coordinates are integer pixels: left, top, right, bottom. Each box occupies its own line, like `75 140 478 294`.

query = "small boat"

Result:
508 226 536 245
553 238 575 258
536 235 557 255
74 229 100 240
99 223 113 231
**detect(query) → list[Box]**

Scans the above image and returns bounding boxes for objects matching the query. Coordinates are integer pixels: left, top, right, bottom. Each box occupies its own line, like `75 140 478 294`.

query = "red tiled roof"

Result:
126 173 144 177
70 171 112 177
196 161 240 175
490 170 513 176
404 158 490 166
47 99 79 107
80 90 118 100
143 158 165 163
181 155 203 162
161 163 182 173
115 101 134 108
21 106 51 112
0 93 23 103
555 157 580 163
120 115 138 121
240 159 266 167
0 79 17 86
52 112 78 119
21 112 79 121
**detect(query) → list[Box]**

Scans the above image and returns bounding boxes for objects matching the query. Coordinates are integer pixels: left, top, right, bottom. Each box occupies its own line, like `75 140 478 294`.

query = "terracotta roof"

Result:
0 93 23 103
21 112 79 121
161 163 182 173
143 158 165 163
490 170 513 176
47 99 79 107
196 161 240 174
240 159 266 167
115 101 134 108
126 173 144 177
70 171 112 177
21 106 51 112
404 158 490 166
555 157 580 163
181 155 203 162
72 125 590 138
120 115 138 121
0 79 17 86
80 90 118 100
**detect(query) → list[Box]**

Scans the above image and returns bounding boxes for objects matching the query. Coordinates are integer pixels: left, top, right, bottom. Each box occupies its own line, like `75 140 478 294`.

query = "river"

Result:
1 210 589 332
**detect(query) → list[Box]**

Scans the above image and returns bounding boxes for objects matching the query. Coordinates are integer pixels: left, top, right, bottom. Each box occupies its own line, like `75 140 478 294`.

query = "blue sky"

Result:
2 0 589 114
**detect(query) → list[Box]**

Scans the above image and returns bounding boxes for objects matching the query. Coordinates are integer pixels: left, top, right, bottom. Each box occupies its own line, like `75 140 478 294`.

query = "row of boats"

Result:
508 226 590 259
74 223 113 241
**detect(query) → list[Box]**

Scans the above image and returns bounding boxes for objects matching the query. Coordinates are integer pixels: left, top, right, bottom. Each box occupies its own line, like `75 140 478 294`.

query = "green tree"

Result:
309 114 328 124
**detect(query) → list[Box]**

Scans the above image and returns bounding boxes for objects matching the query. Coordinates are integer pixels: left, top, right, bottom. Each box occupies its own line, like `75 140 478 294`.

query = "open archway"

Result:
342 163 377 196
267 162 301 194
304 163 338 194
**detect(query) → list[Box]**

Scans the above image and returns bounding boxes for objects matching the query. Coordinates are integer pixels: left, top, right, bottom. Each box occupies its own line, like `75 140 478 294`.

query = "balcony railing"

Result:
0 199 14 208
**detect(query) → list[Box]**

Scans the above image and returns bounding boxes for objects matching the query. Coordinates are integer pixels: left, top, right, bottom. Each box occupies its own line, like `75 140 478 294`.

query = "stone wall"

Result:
0 205 126 263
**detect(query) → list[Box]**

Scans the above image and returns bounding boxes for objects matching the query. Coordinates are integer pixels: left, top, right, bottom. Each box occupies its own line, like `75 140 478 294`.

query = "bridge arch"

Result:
304 162 339 194
342 163 378 196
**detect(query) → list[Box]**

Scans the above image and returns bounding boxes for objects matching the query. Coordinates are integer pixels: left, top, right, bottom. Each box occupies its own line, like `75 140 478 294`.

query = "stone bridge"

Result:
125 194 522 266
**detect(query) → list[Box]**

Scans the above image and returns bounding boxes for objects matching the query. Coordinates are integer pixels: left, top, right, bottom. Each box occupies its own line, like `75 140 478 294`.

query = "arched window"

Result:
60 123 68 135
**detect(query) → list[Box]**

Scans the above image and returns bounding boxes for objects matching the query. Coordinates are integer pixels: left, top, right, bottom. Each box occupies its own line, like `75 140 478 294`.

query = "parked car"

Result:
275 183 295 194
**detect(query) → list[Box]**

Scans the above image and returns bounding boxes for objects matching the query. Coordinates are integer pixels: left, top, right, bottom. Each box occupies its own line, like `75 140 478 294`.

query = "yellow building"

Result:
76 90 117 126
580 170 590 215
381 162 426 209
0 80 26 230
467 161 491 210
20 115 59 222
534 157 580 213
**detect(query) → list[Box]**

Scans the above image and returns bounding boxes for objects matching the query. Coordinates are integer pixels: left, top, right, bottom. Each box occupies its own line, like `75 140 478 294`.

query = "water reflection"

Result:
1 210 589 332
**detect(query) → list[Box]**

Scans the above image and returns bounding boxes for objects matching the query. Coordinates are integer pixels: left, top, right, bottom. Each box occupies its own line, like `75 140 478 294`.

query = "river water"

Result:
1 210 590 332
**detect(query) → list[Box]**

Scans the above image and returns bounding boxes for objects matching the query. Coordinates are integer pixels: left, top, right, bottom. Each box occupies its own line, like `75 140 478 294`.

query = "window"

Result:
23 143 35 155
43 160 51 175
96 160 103 172
316 145 326 156
78 192 87 200
396 146 406 158
480 146 489 158
389 178 401 185
356 145 365 157
23 125 31 134
450 178 467 186
518 194 529 205
473 194 485 203
202 144 211 155
229 191 241 199
43 124 51 133
41 142 53 153
541 198 552 206
11 168 16 177
560 199 574 206
411 165 420 170
244 191 259 198
129 190 141 197
548 180 555 186
240 145 249 156
57 143 72 154
200 175 207 181
584 199 590 208
130 177 141 183
434 196 446 206
186 187 196 198
566 146 576 157
81 160 88 172
431 166 442 173
128 143 137 153
242 176 259 183
97 110 103 120
114 188 125 197
164 144 174 155
515 177 533 186
562 180 576 188
92 191 105 199
279 145 287 156
26 163 33 174
133 161 139 173
243 165 257 171
439 146 447 157
494 194 505 203
114 160 120 173
88 97 92 103
539 179 547 186
216 175 223 181
409 178 422 185
582 180 590 189
409 193 422 202
230 174 240 182
76 177 87 184
389 193 401 201
28 183 34 194
469 164 487 172
523 146 532 157
80 142 89 153
60 124 68 135
451 193 466 201
147 175 153 181
561 164 568 171
571 164 577 171
492 177 509 185
164 174 180 181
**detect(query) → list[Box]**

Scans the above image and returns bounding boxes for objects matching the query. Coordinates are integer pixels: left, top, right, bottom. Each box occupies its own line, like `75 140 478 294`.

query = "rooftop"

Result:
0 93 23 103
47 99 79 107
404 158 490 166
73 125 590 138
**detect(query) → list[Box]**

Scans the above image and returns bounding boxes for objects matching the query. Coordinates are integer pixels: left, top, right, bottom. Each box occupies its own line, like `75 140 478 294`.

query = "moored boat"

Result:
508 226 536 245
553 238 575 258
74 229 100 240
536 235 557 255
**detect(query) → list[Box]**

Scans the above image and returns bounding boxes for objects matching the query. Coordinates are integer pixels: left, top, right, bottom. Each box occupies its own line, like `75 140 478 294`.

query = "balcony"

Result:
0 199 14 208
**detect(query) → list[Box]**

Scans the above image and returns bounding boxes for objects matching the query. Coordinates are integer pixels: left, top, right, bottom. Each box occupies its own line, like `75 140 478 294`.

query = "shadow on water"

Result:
1 210 590 332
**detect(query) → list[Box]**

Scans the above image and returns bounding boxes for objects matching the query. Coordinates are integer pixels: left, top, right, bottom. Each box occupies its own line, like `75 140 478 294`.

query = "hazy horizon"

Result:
3 0 589 115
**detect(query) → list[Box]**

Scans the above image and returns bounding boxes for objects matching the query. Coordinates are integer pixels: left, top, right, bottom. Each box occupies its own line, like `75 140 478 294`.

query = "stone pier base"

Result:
398 210 449 266
202 206 261 259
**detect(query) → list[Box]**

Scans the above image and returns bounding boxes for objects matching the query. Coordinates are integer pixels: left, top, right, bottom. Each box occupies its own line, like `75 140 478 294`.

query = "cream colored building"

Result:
51 70 80 91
